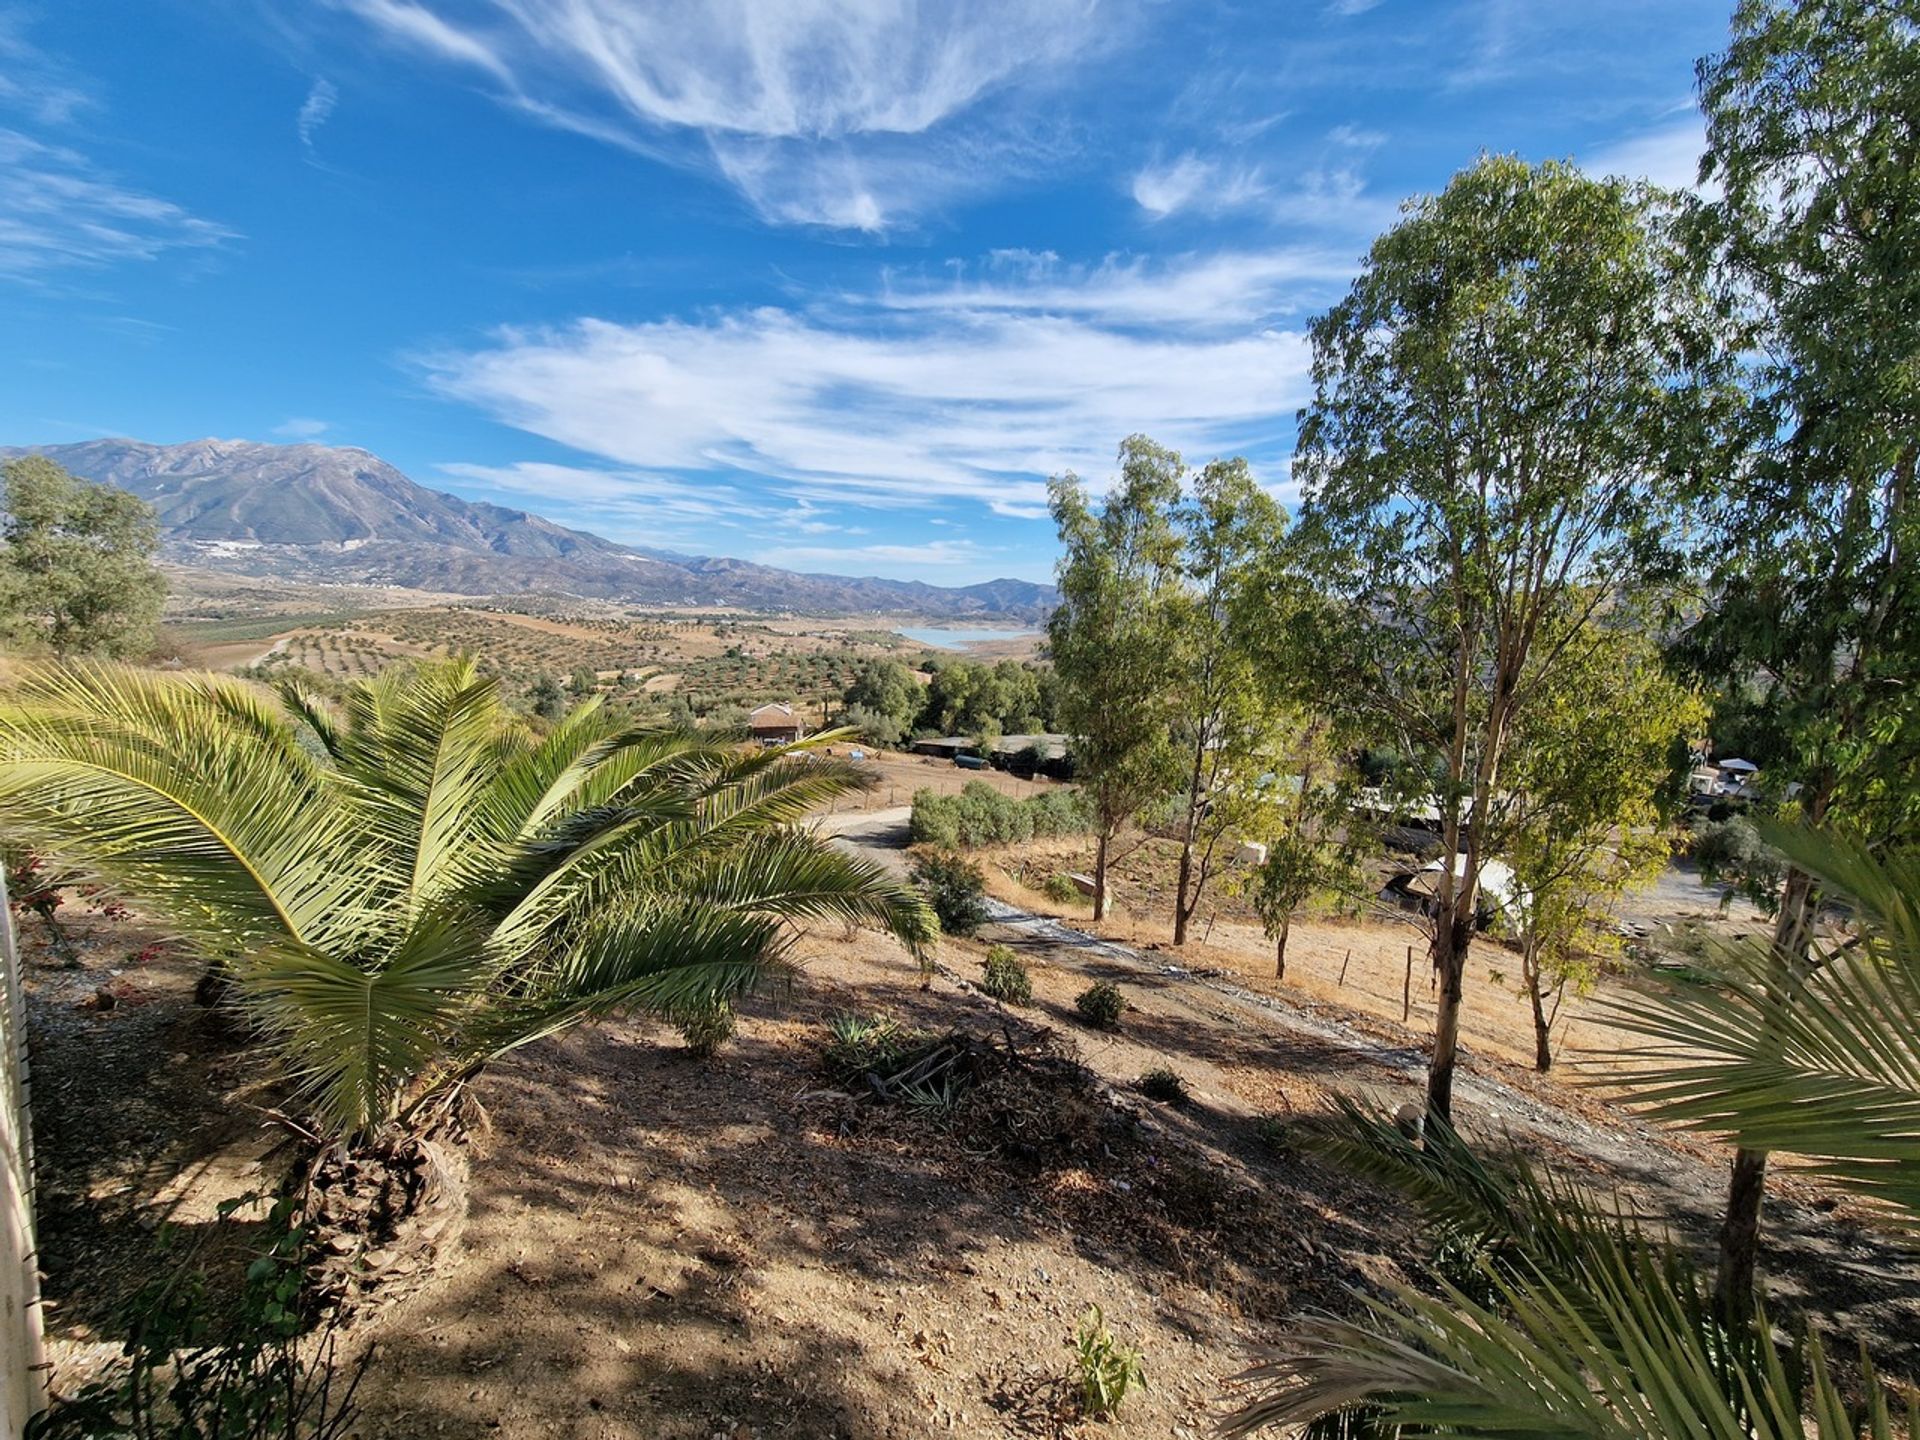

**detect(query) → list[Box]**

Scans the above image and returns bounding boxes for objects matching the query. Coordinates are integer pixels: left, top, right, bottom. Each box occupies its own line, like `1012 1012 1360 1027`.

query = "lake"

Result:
895 626 1041 650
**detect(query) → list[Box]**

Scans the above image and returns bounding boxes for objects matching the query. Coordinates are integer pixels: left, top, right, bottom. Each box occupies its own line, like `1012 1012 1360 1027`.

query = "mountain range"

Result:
0 439 1058 620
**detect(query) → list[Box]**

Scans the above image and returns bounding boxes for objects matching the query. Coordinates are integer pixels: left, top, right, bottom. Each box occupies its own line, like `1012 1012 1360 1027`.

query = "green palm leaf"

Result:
1605 825 1920 1223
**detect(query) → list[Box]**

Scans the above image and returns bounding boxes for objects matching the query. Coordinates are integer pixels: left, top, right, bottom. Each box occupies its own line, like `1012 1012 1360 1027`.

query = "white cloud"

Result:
1327 0 1383 13
1131 152 1267 219
0 129 234 284
420 263 1313 520
274 417 330 438
334 0 1114 230
876 248 1350 329
755 539 985 572
0 14 89 125
1582 115 1709 193
297 77 338 152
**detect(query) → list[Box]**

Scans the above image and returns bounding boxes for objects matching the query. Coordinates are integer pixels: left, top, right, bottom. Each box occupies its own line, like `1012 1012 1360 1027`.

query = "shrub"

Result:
1691 815 1784 901
1136 1066 1188 1106
677 1000 736 1058
1070 1305 1146 1419
821 1012 926 1086
1041 872 1082 905
908 782 1093 849
980 944 1032 1004
912 852 989 936
1074 980 1126 1030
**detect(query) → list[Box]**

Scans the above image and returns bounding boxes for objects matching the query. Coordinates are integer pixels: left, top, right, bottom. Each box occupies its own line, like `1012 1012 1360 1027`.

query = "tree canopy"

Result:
0 456 165 658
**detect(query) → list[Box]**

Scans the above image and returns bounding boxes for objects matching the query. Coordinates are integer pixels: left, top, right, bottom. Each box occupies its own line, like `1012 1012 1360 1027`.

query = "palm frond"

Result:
235 916 495 1138
672 830 935 956
1605 826 1920 1224
0 665 373 951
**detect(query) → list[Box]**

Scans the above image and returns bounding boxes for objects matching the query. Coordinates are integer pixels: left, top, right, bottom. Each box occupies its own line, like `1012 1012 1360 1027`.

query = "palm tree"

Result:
0 660 933 1144
1224 823 1920 1436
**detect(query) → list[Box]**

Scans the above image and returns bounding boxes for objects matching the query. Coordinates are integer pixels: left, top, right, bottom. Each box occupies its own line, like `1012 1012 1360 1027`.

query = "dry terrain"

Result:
24 797 1920 1438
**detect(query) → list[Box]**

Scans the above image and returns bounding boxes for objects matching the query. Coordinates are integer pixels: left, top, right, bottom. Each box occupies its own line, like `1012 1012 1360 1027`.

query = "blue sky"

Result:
1 0 1730 585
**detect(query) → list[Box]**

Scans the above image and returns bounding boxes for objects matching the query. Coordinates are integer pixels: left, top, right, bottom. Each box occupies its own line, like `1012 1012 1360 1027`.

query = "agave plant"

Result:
0 660 934 1143
1225 824 1920 1436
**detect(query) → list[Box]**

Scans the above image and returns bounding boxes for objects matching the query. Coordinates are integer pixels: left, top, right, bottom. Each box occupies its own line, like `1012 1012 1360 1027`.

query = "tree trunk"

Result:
1093 827 1110 921
1524 942 1553 1072
1274 915 1290 980
1716 858 1819 1316
1425 909 1474 1125
1173 841 1194 946
1716 1145 1770 1321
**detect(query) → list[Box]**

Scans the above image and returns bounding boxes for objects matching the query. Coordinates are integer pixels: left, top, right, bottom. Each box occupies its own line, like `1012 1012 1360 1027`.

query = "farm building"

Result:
748 702 805 744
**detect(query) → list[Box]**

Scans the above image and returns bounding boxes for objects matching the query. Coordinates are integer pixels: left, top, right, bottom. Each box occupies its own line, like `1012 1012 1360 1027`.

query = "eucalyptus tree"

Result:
1168 457 1288 946
1287 154 1732 1123
1503 617 1701 1071
0 660 933 1145
1048 436 1185 921
1679 0 1920 1311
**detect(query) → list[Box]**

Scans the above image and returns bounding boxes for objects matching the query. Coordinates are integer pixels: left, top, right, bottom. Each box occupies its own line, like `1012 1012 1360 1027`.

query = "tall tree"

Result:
1680 0 1920 1314
0 457 164 658
1502 616 1700 1071
1169 458 1287 946
1288 155 1729 1124
1048 437 1184 921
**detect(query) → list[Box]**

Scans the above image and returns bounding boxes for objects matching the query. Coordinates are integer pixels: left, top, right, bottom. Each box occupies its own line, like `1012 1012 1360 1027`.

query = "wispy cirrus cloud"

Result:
297 77 338 153
1131 152 1268 220
0 129 235 285
754 538 986 573
274 416 330 438
331 0 1119 231
421 254 1312 522
1582 113 1709 193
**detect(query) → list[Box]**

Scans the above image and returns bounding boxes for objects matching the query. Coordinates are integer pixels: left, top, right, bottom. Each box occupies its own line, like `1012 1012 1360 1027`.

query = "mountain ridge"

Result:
1 439 1057 620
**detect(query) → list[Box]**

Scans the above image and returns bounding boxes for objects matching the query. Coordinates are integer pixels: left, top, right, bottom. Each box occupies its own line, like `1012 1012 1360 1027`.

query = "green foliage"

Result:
910 851 989 937
1049 438 1188 914
915 657 1049 737
1136 1065 1188 1106
1285 153 1731 1119
0 457 165 658
675 999 736 1059
1041 872 1082 905
979 944 1032 1004
1071 1306 1146 1419
0 660 933 1141
820 1012 930 1087
29 1194 363 1440
1679 0 1920 847
1165 455 1289 942
1073 980 1126 1030
1502 619 1702 1068
842 658 921 738
908 781 1092 849
1691 815 1785 907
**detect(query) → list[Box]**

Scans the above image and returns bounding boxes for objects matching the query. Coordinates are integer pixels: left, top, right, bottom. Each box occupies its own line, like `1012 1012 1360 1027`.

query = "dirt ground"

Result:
23 804 1920 1437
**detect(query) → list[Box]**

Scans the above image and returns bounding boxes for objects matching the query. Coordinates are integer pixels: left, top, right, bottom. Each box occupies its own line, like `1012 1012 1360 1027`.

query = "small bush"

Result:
980 944 1032 1004
677 1000 735 1058
1041 872 1082 905
1074 980 1126 1031
821 1012 927 1086
1071 1305 1146 1419
912 852 989 936
1136 1066 1188 1106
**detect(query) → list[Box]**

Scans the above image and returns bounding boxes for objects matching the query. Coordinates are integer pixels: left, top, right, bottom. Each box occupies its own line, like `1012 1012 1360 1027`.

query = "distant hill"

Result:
1 439 1057 620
